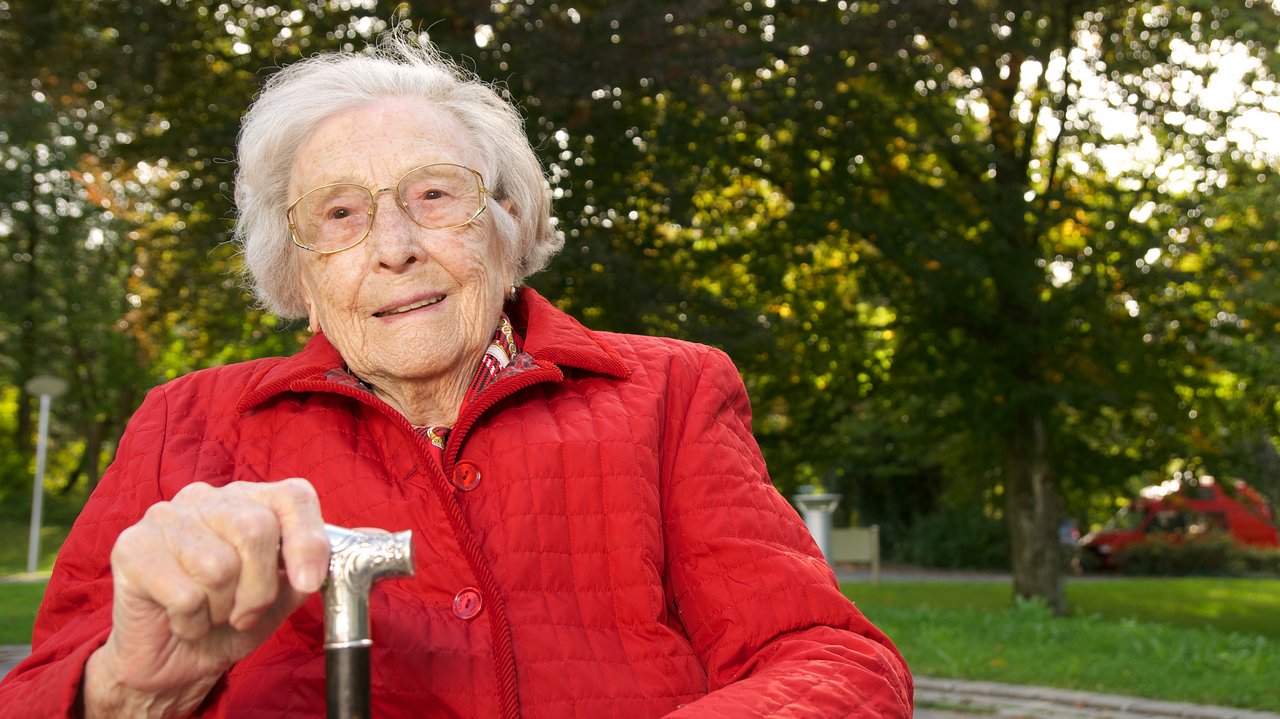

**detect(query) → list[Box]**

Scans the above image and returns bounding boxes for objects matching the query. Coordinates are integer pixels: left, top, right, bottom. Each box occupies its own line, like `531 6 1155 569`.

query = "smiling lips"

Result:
374 294 446 318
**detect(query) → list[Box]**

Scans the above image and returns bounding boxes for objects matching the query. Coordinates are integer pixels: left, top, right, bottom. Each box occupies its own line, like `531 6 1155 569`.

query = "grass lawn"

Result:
846 578 1280 638
3 523 1277 713
0 507 75 646
0 581 47 645
844 579 1280 711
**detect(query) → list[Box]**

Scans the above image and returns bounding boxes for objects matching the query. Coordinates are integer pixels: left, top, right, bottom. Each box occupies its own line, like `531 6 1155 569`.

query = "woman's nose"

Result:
367 190 429 268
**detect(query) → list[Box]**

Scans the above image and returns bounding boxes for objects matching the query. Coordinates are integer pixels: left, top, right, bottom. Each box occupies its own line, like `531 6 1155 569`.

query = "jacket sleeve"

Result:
0 387 171 717
659 348 912 717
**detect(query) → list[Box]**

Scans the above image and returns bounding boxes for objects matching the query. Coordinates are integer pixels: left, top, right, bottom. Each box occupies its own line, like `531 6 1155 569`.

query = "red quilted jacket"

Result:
0 289 912 717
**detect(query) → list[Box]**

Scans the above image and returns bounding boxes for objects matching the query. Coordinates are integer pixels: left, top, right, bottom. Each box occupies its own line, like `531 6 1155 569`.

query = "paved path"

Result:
836 564 1015 583
0 645 26 679
915 678 1280 719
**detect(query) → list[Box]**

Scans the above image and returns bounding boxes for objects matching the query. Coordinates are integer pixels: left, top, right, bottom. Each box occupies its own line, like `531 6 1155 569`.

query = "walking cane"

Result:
323 524 415 719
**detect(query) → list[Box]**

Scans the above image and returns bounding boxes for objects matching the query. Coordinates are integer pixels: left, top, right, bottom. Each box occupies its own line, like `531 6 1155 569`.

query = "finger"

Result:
250 478 330 594
171 482 279 631
167 525 242 628
200 500 283 631
113 523 215 643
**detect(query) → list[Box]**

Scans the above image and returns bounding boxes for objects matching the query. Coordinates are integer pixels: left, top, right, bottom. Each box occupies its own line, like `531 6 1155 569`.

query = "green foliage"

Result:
2 0 1279 615
0 389 30 506
894 506 1012 570
1114 535 1280 577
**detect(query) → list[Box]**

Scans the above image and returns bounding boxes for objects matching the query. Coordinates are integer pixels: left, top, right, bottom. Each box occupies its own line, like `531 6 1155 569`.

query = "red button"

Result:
452 461 481 491
453 587 483 620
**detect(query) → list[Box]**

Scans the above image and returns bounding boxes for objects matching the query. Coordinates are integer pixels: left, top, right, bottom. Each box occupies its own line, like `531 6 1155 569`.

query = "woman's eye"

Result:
326 207 355 221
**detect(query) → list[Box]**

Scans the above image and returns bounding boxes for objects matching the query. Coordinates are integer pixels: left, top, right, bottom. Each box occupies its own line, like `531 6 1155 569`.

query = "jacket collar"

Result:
508 287 630 380
237 287 630 413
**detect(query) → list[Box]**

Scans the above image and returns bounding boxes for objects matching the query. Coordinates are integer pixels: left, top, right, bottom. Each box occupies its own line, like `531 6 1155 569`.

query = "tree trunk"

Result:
1003 410 1066 615
1250 429 1280 503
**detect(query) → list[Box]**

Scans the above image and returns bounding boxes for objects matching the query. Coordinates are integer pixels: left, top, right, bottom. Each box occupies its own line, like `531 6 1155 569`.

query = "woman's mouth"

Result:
374 294 446 318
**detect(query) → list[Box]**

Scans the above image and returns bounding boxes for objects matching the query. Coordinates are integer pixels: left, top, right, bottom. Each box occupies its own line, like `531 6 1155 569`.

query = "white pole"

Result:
27 393 52 574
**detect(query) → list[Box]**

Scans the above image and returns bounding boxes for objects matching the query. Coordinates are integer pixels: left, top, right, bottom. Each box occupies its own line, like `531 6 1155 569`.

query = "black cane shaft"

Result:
326 645 371 719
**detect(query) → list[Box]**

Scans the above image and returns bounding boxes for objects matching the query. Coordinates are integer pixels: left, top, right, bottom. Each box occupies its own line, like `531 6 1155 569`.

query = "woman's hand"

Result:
82 479 330 719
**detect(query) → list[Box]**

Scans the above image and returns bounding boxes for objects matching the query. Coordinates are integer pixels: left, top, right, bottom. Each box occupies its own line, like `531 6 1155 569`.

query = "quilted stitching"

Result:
0 289 911 718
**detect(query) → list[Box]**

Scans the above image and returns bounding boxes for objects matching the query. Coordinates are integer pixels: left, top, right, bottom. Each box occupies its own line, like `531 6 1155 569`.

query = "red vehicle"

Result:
1080 477 1279 568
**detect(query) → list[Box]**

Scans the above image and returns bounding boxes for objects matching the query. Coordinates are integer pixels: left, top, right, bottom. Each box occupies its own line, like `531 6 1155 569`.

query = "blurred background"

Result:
2 1 1279 711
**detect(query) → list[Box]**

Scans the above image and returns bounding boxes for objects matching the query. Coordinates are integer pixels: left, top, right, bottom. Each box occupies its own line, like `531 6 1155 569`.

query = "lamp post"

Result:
24 375 68 574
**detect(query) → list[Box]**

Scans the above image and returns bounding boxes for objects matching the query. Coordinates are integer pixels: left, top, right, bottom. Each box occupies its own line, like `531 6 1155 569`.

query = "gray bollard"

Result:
792 489 841 564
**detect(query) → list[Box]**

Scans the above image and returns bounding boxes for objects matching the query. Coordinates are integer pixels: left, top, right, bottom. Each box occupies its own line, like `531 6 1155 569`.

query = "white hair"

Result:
234 35 560 318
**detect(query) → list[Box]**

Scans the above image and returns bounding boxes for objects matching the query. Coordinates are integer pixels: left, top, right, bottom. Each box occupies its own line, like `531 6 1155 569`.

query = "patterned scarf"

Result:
414 314 522 457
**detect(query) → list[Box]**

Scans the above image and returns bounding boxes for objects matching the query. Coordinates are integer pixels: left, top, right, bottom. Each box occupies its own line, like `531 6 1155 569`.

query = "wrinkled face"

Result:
290 97 511 390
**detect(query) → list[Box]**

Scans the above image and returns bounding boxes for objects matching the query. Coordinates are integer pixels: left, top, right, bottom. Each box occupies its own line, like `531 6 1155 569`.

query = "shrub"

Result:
1115 534 1280 577
895 508 1011 570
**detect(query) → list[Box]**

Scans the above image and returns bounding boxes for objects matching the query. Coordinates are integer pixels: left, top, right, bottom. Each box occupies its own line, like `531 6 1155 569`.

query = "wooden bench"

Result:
829 525 881 584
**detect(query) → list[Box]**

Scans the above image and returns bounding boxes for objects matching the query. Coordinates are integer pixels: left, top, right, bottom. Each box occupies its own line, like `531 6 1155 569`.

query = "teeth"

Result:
377 295 444 317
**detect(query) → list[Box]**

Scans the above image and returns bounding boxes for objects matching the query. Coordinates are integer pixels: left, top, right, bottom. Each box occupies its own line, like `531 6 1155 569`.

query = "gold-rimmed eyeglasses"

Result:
286 162 490 254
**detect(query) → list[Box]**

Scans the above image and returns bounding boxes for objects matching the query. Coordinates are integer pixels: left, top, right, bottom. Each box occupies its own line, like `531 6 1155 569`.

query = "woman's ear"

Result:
499 197 516 216
300 276 322 334
307 304 322 334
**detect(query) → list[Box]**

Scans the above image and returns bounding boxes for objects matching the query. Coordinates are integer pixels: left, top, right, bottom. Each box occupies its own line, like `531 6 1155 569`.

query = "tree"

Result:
816 0 1280 611
477 0 1280 610
0 0 149 494
4 1 1278 618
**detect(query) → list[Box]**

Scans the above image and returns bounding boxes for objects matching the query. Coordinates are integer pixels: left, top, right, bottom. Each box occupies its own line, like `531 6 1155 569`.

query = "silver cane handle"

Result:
322 524 414 649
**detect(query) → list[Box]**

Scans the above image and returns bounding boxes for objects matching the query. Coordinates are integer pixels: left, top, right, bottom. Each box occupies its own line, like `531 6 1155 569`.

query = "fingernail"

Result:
295 566 322 592
232 609 261 631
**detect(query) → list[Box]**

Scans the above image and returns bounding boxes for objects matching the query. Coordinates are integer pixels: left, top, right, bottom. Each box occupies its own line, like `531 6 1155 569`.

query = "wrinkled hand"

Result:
84 479 330 718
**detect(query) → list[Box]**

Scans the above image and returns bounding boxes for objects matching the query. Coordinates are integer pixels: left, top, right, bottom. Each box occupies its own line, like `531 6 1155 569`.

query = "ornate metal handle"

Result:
322 524 414 719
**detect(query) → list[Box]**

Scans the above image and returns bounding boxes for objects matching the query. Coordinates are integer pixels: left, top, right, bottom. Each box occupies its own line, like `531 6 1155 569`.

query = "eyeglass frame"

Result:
286 162 491 255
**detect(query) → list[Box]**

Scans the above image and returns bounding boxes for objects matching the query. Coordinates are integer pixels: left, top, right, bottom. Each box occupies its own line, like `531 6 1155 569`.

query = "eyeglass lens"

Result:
291 164 484 252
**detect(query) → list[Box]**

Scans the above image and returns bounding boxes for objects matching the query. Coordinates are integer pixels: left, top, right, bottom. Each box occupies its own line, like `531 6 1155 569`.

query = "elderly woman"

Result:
0 38 911 717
